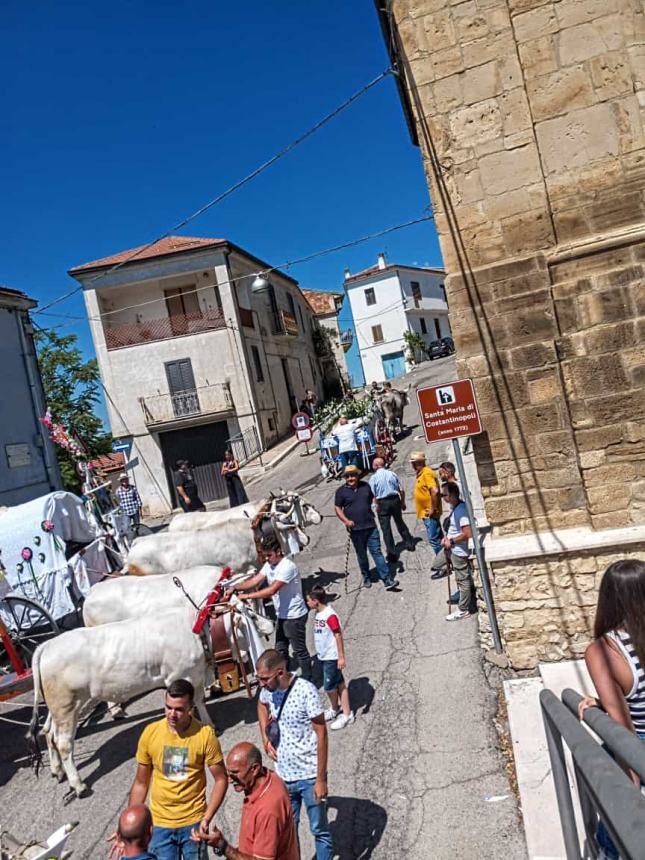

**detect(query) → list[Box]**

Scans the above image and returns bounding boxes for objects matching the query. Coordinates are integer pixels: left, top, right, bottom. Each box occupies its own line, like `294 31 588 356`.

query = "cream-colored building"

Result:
70 236 322 515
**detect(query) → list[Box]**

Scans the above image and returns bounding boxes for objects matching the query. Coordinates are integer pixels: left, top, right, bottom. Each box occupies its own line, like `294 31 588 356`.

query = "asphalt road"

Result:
0 356 526 859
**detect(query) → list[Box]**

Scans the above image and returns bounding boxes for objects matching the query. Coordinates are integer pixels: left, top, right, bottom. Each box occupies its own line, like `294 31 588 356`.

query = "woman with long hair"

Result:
579 559 645 858
221 449 249 508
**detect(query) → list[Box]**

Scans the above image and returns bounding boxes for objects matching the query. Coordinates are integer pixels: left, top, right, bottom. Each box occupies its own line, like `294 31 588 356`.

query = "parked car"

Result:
426 338 454 360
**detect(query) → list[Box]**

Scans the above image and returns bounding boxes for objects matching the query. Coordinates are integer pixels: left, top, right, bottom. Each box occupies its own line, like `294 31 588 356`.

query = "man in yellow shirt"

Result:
128 679 228 860
410 451 444 564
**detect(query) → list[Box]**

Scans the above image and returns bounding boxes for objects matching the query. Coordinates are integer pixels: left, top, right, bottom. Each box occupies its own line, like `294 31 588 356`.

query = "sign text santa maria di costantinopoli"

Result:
416 378 482 444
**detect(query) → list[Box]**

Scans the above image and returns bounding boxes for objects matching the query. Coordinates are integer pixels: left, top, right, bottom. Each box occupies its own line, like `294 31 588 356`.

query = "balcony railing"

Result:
270 310 298 336
105 309 226 350
139 382 233 427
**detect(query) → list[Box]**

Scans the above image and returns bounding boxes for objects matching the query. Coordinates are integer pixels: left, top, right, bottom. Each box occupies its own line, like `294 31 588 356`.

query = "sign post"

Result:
291 412 313 456
416 379 502 654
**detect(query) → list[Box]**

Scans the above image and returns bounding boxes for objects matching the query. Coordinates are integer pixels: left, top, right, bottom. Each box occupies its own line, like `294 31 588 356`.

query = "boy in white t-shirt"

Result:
306 585 354 731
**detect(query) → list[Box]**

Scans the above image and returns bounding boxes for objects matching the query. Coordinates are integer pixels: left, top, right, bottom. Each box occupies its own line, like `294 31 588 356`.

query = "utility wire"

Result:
35 68 394 316
36 213 434 327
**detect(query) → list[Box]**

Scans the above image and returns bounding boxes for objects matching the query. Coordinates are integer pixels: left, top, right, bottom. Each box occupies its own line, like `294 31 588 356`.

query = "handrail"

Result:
540 689 645 860
562 688 645 783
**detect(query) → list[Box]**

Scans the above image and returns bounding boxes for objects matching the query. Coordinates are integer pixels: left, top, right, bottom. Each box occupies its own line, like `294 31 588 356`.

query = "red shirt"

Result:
239 770 298 860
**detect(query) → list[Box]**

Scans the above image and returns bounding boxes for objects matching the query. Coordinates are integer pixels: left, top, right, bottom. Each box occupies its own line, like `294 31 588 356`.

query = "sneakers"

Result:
330 711 355 731
324 707 340 722
446 610 471 622
385 578 399 590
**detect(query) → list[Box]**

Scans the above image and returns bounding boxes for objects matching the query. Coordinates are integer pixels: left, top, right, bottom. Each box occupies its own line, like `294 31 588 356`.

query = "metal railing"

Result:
270 310 298 336
139 382 233 427
540 687 645 859
104 309 226 349
226 425 262 466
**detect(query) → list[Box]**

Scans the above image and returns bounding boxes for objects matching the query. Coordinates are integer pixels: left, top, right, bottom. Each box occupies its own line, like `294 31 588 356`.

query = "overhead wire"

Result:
35 68 394 316
35 213 434 328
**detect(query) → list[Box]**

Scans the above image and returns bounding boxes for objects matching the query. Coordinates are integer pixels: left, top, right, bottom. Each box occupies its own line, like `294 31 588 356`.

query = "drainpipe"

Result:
16 311 61 490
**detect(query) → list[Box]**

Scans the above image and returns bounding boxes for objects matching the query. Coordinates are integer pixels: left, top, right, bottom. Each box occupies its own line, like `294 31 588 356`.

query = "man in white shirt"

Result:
334 417 361 470
431 481 475 622
231 540 312 681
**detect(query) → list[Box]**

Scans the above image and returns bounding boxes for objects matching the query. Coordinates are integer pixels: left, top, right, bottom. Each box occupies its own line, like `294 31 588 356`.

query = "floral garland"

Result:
40 409 85 460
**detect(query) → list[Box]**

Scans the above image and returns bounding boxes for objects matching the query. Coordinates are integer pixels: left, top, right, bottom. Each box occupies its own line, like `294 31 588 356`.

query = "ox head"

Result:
269 490 322 528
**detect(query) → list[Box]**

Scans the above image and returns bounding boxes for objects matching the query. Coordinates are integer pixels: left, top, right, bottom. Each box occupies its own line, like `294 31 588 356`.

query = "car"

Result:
426 338 454 360
441 336 455 353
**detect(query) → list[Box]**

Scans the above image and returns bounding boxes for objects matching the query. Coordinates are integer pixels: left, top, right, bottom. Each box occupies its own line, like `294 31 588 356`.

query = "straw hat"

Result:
343 465 361 476
409 451 427 462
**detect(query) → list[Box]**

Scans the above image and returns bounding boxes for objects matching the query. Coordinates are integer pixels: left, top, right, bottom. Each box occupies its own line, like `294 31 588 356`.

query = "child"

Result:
306 585 354 730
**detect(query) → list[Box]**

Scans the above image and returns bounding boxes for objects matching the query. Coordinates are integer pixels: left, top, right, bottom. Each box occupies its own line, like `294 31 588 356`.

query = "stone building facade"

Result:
377 0 645 667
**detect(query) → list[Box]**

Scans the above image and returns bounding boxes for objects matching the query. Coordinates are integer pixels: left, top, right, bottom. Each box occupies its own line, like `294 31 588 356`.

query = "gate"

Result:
159 420 230 506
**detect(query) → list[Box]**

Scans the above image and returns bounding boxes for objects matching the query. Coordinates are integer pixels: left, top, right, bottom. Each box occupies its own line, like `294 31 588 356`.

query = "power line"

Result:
35 68 394 316
36 213 434 327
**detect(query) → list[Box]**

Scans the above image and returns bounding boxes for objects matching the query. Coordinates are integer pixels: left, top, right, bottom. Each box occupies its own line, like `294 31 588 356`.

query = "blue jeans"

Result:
422 516 443 555
350 527 392 585
286 777 333 860
339 450 359 470
150 823 207 860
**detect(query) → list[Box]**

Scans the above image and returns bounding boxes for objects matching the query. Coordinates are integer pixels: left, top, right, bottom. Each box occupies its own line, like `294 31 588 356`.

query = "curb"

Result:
244 437 303 486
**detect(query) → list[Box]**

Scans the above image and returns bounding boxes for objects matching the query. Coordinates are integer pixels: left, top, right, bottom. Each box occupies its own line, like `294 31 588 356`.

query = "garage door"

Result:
159 420 230 505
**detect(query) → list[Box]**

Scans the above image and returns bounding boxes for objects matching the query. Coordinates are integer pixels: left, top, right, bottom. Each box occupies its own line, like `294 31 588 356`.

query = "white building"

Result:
343 253 449 383
69 236 323 515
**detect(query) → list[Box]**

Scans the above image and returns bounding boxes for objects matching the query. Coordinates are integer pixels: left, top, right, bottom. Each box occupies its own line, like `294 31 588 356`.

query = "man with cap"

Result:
116 473 142 528
410 451 443 560
334 465 399 590
175 460 206 513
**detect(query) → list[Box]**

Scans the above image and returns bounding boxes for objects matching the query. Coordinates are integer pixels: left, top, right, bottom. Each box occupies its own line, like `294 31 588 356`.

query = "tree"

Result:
403 330 426 364
35 329 112 491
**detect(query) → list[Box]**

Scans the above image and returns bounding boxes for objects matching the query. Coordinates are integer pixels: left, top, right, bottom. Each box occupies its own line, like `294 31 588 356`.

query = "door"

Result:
281 358 298 415
165 358 200 418
159 420 230 506
382 351 406 380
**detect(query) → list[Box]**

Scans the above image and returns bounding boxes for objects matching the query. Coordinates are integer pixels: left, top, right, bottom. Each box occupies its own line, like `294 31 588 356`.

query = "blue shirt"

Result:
368 468 402 499
334 481 376 530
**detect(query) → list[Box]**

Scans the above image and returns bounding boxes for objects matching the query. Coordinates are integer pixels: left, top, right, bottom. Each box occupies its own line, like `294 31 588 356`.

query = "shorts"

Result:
321 659 344 692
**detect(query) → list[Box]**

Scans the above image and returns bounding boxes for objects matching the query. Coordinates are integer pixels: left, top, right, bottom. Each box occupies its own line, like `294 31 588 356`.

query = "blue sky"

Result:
2 0 443 413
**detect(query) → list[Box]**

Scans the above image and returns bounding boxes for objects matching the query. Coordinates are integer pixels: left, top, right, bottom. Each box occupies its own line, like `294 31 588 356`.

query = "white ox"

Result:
125 519 257 577
28 606 212 798
167 491 322 534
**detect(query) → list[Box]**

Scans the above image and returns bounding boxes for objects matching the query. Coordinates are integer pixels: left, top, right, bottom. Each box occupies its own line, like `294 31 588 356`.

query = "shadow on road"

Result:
328 795 387 859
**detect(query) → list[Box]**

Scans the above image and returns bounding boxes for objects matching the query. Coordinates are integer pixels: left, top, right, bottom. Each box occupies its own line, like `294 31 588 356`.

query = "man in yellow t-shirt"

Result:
128 679 227 860
410 451 444 562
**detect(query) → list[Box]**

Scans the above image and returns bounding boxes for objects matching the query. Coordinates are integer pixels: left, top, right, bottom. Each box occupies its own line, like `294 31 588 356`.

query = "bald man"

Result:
369 457 415 563
192 743 298 860
115 804 155 859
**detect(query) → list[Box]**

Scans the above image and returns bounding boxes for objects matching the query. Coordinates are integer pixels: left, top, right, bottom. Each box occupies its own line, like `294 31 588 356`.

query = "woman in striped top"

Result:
579 560 645 859
580 559 645 743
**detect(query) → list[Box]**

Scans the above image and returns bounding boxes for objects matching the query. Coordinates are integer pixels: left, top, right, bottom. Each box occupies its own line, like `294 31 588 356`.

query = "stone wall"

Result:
386 0 645 663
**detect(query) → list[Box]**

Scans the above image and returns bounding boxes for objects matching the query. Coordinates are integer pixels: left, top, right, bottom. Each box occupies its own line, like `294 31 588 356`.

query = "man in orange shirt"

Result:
193 742 298 860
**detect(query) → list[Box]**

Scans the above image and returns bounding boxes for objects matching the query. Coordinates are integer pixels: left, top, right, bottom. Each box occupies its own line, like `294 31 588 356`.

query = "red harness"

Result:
192 566 232 634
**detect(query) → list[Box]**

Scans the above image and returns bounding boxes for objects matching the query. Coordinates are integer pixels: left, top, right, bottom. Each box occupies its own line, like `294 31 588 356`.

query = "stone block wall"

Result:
386 0 645 663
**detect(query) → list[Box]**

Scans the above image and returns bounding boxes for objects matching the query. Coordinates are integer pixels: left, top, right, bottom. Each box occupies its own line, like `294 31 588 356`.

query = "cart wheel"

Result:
0 596 60 670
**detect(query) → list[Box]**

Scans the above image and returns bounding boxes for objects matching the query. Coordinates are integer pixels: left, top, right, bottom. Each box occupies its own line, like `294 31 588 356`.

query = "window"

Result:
287 293 296 317
420 317 427 334
372 325 384 343
411 281 421 308
365 287 376 306
164 358 199 417
440 283 447 302
250 345 264 382
434 318 442 339
164 285 201 317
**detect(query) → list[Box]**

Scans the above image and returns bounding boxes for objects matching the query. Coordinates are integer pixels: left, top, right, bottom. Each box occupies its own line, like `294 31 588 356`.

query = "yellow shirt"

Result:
136 717 223 828
414 466 441 519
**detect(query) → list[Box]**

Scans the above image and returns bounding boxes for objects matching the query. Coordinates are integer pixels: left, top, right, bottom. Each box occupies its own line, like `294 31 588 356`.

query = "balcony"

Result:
139 382 233 429
270 310 298 336
104 309 226 350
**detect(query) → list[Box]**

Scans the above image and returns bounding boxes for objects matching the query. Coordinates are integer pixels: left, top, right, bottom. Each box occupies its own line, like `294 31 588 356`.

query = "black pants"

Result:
275 612 312 681
226 474 249 508
377 496 413 561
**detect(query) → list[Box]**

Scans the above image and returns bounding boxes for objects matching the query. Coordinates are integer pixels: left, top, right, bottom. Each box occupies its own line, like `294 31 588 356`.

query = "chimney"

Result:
377 252 387 270
344 267 351 280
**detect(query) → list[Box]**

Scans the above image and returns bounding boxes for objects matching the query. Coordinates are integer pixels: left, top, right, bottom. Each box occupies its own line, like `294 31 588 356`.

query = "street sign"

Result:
112 438 133 460
416 378 482 444
296 427 313 443
291 411 311 430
